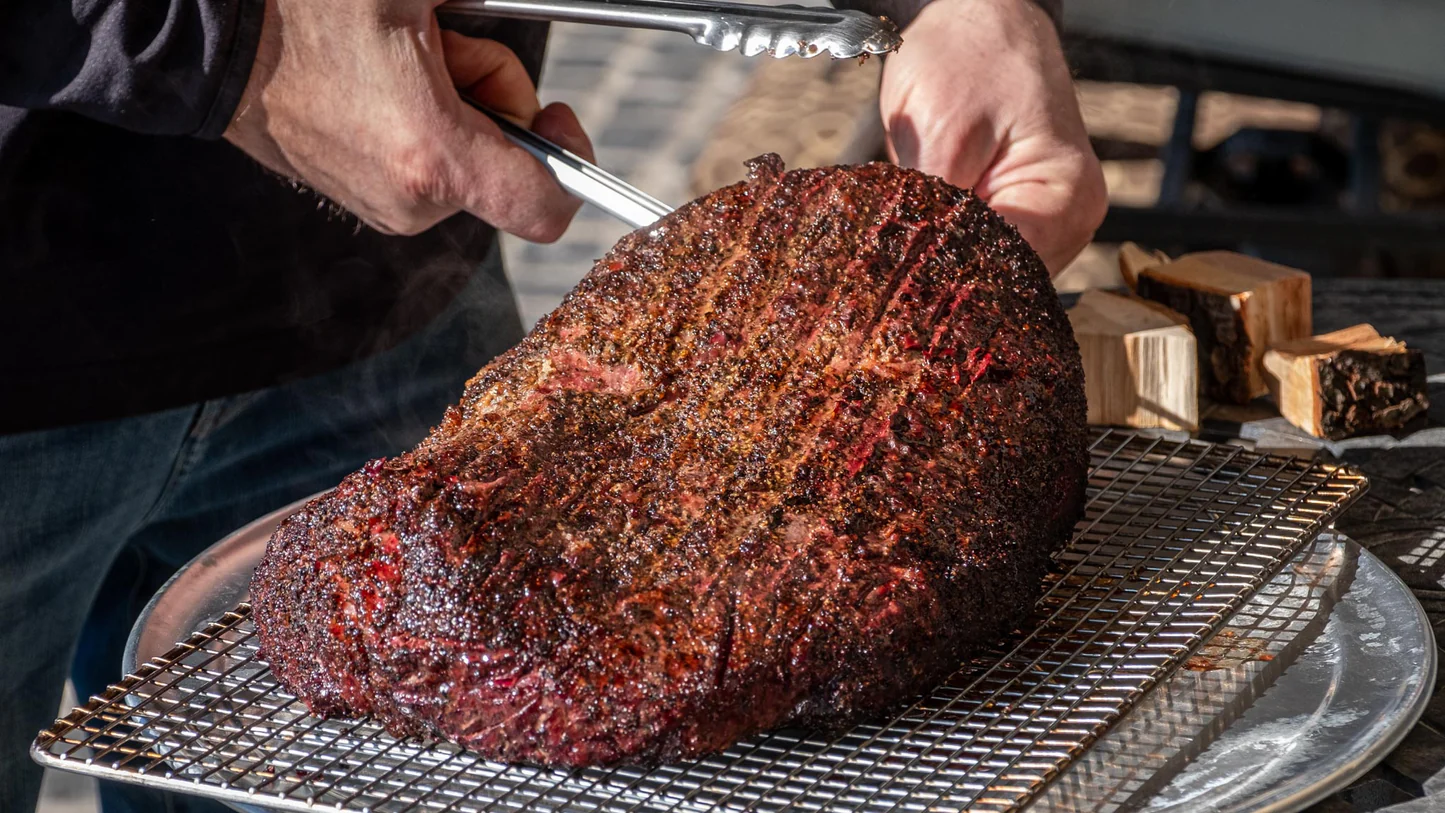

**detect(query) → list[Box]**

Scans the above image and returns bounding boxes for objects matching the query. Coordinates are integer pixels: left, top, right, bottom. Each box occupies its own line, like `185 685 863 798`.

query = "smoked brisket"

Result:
251 156 1089 767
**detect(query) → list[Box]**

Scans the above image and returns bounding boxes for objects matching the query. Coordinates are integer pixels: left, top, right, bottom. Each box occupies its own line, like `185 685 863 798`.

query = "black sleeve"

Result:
0 0 266 139
834 0 1061 33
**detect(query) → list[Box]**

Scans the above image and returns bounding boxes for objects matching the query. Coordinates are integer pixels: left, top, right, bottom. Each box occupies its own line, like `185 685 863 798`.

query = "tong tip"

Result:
698 7 902 61
810 14 902 59
860 19 904 56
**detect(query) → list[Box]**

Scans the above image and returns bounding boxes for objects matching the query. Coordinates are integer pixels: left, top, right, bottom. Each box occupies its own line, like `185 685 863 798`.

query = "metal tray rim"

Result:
1263 546 1436 813
121 494 313 679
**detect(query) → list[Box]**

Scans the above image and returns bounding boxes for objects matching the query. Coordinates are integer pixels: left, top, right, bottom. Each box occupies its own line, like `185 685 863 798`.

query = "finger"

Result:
981 149 1107 275
530 102 597 165
879 56 1000 189
448 106 584 242
883 107 1008 213
882 106 999 190
925 120 998 193
986 182 1083 274
439 32 541 126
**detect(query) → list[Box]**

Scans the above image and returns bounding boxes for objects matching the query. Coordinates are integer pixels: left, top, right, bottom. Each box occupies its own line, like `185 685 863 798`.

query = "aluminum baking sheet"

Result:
34 430 1373 812
1035 533 1358 812
1038 535 1434 811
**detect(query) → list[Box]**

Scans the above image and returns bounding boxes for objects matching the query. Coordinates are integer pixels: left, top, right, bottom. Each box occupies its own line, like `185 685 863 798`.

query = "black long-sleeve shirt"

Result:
0 1 552 433
0 0 1058 434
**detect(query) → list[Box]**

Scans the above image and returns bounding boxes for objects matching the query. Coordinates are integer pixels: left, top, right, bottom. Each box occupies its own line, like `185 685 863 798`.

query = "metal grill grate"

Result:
33 430 1367 812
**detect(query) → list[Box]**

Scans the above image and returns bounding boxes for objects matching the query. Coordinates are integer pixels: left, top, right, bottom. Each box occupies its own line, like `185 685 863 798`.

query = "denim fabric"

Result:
2 252 525 813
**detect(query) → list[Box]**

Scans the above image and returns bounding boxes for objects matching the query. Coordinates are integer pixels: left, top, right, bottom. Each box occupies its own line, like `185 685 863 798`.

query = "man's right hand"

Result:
225 0 593 242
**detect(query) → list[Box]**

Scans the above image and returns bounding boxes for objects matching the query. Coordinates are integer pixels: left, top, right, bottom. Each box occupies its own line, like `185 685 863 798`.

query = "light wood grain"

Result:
1068 290 1199 431
1117 242 1169 292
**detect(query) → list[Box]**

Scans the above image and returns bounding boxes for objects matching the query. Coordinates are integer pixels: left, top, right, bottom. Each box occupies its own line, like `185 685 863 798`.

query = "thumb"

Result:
531 102 597 165
440 31 541 126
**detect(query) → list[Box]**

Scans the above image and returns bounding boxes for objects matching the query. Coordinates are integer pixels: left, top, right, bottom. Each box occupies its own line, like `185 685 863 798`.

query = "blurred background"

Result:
38 2 1445 810
497 1 1445 326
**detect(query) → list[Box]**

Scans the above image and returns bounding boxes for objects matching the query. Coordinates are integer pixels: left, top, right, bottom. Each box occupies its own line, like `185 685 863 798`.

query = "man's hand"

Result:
881 0 1106 274
225 0 594 241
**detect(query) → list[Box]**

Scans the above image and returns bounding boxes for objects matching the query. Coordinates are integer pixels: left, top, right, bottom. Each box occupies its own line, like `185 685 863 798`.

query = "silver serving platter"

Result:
1139 540 1434 812
123 501 1434 813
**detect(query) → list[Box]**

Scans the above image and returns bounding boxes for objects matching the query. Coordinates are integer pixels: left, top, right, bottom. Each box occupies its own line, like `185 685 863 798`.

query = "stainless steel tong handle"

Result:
441 0 901 59
464 98 674 229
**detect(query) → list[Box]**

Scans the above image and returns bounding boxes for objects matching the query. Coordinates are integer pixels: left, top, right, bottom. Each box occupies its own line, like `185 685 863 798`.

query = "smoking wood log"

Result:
1136 252 1311 404
1067 290 1199 431
1118 242 1169 292
1263 324 1429 440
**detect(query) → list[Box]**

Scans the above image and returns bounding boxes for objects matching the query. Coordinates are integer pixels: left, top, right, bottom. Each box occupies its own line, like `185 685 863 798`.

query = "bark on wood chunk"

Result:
1118 242 1170 292
1068 290 1199 431
1136 252 1312 404
1263 324 1430 440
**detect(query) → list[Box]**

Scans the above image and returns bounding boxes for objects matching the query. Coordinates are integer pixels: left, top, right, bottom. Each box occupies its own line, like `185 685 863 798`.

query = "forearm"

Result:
0 0 265 138
833 0 1060 33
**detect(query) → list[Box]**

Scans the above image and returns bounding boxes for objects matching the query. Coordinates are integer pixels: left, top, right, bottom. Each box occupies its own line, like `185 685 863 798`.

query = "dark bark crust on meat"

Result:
251 157 1090 768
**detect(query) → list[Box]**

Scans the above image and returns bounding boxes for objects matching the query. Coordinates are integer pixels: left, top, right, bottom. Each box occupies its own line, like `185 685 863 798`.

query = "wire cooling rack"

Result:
1035 535 1355 812
33 429 1367 813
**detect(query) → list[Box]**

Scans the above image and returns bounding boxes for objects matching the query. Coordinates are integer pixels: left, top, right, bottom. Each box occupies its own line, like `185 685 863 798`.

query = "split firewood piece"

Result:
1067 290 1199 432
1136 252 1311 404
1118 242 1170 292
1263 324 1429 440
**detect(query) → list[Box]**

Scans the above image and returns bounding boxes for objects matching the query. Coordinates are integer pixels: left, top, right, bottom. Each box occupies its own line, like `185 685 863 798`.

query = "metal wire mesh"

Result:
1034 534 1356 811
33 429 1367 813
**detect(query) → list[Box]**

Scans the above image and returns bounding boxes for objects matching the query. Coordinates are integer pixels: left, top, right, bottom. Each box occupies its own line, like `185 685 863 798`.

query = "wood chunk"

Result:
1136 252 1311 404
1068 290 1199 431
1118 242 1170 292
1263 324 1430 440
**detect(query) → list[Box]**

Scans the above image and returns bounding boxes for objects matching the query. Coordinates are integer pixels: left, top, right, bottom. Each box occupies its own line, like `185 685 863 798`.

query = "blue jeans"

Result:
1 255 524 813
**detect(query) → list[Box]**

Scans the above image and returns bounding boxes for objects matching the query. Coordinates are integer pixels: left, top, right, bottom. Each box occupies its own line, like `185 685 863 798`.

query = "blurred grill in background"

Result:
505 1 1445 331
1061 0 1445 286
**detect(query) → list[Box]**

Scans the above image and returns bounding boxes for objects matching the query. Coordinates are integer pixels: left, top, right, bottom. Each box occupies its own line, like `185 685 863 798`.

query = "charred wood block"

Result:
1264 324 1430 440
1137 252 1311 404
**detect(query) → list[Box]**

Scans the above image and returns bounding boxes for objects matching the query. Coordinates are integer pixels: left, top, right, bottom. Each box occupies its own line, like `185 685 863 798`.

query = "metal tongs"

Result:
468 99 674 228
451 0 901 228
440 0 901 59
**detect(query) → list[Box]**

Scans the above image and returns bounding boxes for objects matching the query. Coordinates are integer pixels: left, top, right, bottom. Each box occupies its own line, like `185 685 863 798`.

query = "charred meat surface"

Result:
251 156 1089 767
